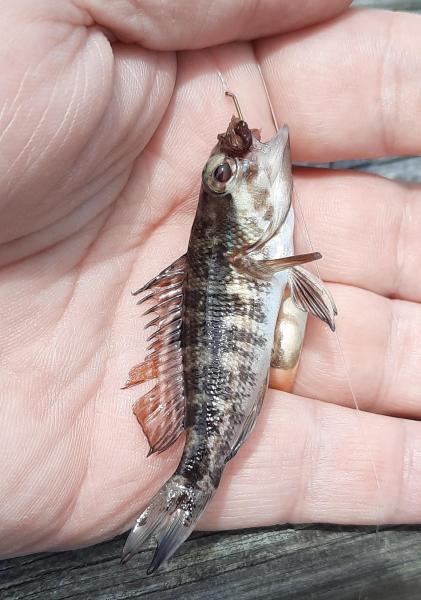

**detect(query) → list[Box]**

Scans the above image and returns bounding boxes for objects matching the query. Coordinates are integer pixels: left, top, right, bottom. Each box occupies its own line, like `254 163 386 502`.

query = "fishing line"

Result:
217 64 383 525
217 70 229 93
293 184 383 514
254 62 384 525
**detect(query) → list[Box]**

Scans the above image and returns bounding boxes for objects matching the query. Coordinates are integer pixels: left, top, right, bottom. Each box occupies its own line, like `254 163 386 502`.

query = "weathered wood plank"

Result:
3 526 421 600
311 157 421 182
344 157 421 181
354 0 421 10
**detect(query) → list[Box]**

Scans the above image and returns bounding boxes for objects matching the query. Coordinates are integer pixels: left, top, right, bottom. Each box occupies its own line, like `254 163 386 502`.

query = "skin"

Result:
1 0 421 558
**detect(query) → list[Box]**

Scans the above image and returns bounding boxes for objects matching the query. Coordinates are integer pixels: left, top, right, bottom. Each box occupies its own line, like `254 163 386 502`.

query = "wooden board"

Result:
2 3 421 600
355 0 421 10
3 525 421 600
355 0 421 14
328 157 421 181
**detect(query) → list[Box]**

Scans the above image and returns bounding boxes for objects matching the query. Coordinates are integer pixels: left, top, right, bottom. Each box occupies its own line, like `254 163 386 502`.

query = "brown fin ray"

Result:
125 255 187 455
288 265 337 331
132 255 186 296
122 355 160 389
225 375 268 463
232 251 322 280
133 373 185 455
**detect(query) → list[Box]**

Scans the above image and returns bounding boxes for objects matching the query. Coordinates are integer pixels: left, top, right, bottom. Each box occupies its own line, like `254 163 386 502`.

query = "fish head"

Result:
201 118 292 249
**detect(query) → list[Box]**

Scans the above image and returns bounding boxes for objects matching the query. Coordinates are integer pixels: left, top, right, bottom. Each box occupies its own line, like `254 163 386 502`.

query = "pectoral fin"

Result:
288 265 337 331
232 252 322 280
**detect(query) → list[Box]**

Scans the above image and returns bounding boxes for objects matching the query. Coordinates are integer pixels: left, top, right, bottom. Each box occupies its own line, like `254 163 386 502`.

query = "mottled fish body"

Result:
179 126 294 492
121 112 337 573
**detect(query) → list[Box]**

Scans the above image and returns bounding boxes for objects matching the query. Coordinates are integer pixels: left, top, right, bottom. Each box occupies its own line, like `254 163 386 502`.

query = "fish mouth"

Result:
254 125 290 184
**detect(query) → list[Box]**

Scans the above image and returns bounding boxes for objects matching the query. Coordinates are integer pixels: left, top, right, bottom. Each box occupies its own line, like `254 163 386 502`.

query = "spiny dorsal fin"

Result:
124 255 186 455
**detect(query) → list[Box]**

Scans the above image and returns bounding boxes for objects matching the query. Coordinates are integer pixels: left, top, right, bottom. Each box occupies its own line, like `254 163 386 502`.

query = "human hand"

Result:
1 0 420 558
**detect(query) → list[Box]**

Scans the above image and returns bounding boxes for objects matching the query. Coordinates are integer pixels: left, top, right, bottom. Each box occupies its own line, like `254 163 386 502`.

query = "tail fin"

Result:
121 474 213 573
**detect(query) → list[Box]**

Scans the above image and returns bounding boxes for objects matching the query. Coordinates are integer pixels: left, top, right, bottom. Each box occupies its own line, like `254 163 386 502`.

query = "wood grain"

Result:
354 0 421 10
3 526 421 600
2 2 421 600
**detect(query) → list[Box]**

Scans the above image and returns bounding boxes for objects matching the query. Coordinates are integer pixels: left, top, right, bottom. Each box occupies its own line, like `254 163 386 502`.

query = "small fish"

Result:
121 94 337 573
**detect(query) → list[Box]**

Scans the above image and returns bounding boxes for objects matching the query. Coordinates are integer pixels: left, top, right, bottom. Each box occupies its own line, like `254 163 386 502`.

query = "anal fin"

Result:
225 376 268 463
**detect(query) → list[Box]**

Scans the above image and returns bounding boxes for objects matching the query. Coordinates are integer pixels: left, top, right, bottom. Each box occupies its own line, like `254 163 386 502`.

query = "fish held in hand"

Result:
122 95 337 573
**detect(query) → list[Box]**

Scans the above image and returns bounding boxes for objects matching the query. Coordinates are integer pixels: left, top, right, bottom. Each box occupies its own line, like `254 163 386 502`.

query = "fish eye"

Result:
213 162 232 183
203 155 237 194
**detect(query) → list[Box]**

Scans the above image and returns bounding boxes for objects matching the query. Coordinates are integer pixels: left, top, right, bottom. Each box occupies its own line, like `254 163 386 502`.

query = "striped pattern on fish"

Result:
121 111 337 573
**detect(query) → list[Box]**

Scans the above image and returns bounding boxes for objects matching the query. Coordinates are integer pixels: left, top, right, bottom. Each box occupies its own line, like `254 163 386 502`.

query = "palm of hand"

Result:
1 1 421 558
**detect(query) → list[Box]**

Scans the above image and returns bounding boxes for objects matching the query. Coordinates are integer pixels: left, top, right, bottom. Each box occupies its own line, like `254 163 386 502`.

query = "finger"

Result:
287 283 421 420
256 9 421 161
78 0 352 51
0 28 174 252
114 43 283 257
200 390 421 529
293 169 421 303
